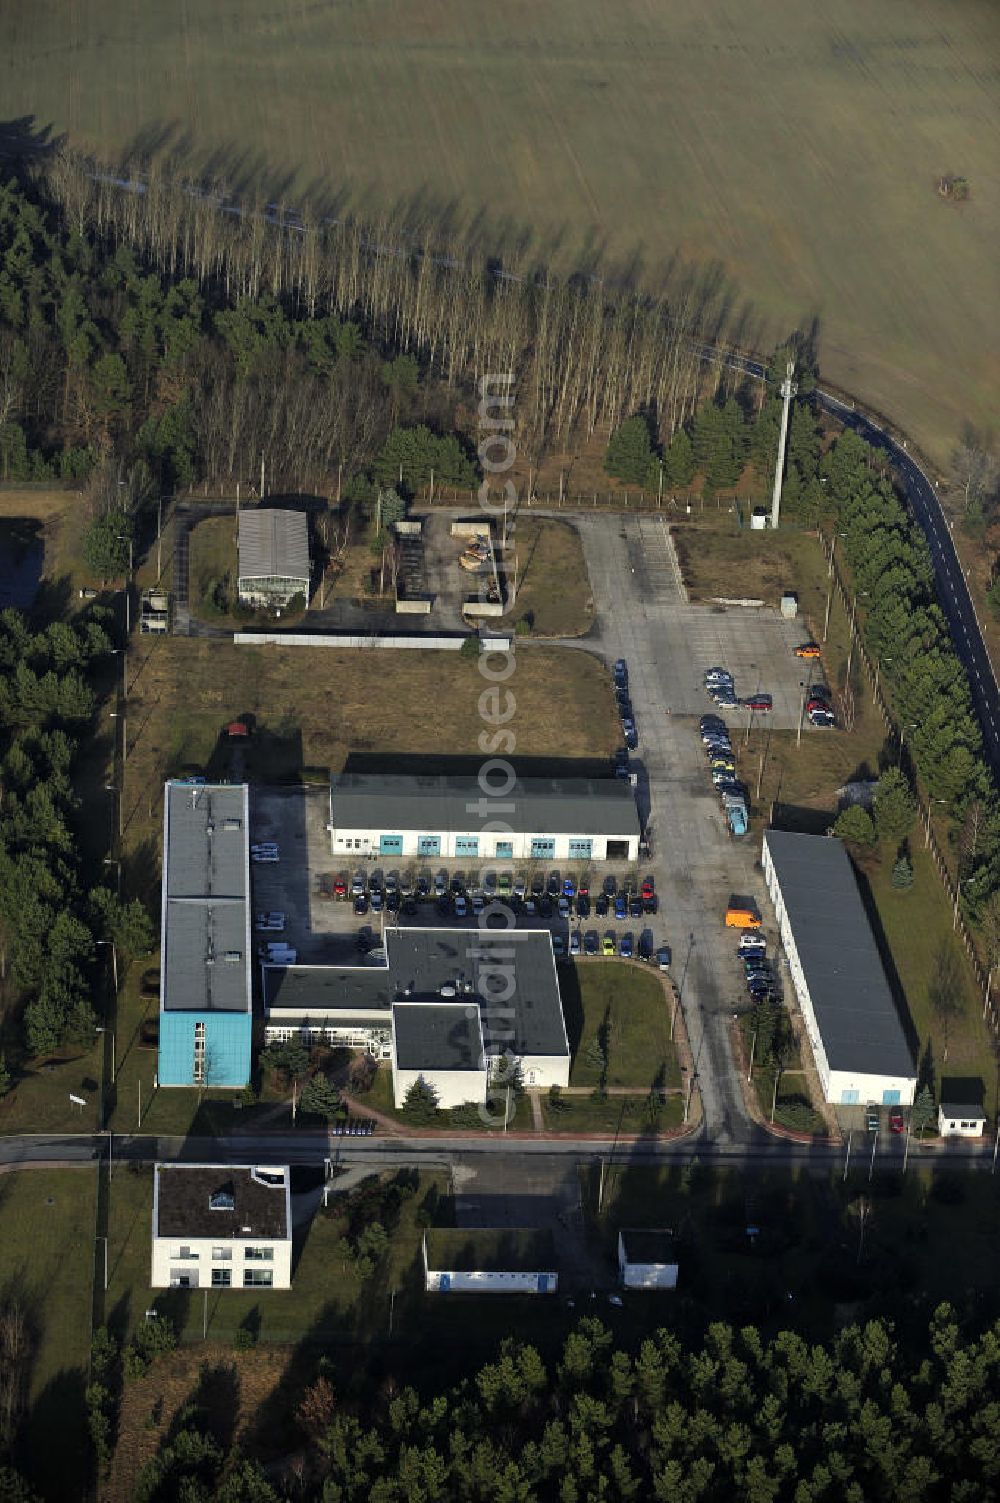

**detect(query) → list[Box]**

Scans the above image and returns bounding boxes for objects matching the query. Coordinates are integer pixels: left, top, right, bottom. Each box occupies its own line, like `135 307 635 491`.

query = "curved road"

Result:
693 342 1000 781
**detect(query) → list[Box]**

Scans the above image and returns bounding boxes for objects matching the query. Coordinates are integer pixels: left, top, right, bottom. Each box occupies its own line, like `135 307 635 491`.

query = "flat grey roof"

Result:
264 965 392 1016
237 508 310 582
425 1228 557 1272
162 783 251 1013
387 927 569 1060
330 773 639 839
154 1164 289 1240
620 1229 677 1265
393 1001 483 1072
764 831 914 1079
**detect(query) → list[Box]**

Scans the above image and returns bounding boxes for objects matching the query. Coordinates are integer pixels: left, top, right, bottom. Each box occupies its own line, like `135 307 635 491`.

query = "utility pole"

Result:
769 360 797 531
260 451 265 500
843 1130 852 1182
747 1028 757 1082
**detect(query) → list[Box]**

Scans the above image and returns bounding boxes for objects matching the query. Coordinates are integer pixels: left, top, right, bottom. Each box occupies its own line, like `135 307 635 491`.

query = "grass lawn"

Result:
4 3 998 459
500 517 593 637
561 959 680 1091
0 1168 97 1500
862 844 996 1109
188 514 238 621
543 1090 684 1136
738 1015 829 1137
103 1163 447 1347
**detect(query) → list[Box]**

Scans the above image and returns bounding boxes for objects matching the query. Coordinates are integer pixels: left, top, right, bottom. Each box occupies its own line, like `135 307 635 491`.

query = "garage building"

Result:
263 926 570 1107
422 1229 558 1293
158 781 252 1088
762 830 916 1107
237 508 310 608
328 772 640 863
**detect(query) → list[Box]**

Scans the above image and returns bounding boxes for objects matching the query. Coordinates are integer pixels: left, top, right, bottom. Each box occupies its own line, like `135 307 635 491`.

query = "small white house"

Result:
618 1230 679 1290
938 1101 987 1138
423 1229 558 1293
151 1164 292 1290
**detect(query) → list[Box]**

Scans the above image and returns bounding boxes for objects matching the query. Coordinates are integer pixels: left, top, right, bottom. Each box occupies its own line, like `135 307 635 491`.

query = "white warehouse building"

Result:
328 772 640 864
422 1229 558 1294
264 926 570 1109
151 1164 292 1291
762 830 916 1107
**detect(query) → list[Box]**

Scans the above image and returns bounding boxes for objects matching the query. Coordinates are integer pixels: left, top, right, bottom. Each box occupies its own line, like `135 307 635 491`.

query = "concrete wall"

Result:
330 826 638 862
151 1234 292 1290
451 520 491 540
234 631 467 650
157 1011 252 1088
395 598 433 615
464 599 505 617
424 1266 558 1293
392 1063 487 1110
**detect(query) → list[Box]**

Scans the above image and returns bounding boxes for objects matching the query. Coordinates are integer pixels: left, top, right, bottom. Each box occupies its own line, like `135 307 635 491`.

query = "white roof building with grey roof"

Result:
263 926 570 1109
762 830 916 1107
237 508 310 607
328 772 640 863
160 782 252 1016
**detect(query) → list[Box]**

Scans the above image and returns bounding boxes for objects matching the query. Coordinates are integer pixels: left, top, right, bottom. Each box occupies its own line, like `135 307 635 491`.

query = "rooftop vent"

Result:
440 985 456 997
222 819 242 831
224 951 242 964
209 1190 235 1212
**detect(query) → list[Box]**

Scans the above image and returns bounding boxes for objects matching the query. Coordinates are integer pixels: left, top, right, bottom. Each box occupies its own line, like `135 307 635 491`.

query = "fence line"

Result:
827 545 995 1031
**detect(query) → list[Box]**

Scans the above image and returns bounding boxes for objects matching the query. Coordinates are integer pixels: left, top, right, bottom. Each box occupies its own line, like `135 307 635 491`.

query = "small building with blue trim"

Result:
158 781 253 1088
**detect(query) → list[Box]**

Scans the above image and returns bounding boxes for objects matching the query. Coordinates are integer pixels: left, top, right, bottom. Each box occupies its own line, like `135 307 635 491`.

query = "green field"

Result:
0 1169 97 1499
2 1 998 460
563 960 680 1091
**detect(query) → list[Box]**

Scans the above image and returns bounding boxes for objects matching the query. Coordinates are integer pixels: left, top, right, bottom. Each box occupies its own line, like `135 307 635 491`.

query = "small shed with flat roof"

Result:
422 1228 558 1293
762 830 916 1107
938 1078 987 1138
618 1229 679 1289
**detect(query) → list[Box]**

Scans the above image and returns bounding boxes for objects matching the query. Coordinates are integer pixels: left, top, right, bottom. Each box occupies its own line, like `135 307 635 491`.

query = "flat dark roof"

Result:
155 1164 289 1240
764 831 914 1078
264 964 392 1016
393 1002 483 1072
425 1228 557 1272
620 1229 677 1265
161 783 251 1013
387 927 569 1060
330 772 639 839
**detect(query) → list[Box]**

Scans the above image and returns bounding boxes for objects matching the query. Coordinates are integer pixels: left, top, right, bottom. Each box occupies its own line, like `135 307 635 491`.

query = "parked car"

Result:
369 892 384 913
794 642 822 659
712 689 739 709
704 667 732 685
353 895 369 916
809 708 836 727
603 874 617 896
434 873 447 896
562 877 576 898
558 897 571 918
552 934 566 957
386 891 401 914
738 932 767 955
584 930 599 955
888 1107 906 1134
741 694 773 712
613 659 628 686
454 895 468 918
629 897 643 919
333 876 347 900
641 876 655 899
497 873 512 896
514 877 527 898
809 683 832 703
251 848 279 864
596 893 609 917
642 895 659 915
547 872 561 896
531 874 545 896
570 931 582 956
656 945 672 970
866 1106 880 1133
255 912 285 931
602 933 616 956
577 894 591 919
619 932 634 958
614 894 628 920
638 931 654 961
351 875 365 896
700 714 728 733
625 727 639 750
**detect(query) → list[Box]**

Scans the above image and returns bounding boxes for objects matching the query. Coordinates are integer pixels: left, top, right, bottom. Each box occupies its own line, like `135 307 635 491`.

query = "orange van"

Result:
725 906 761 929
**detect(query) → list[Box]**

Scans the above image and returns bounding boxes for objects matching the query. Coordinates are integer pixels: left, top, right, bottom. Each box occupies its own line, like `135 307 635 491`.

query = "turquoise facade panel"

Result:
158 1011 252 1087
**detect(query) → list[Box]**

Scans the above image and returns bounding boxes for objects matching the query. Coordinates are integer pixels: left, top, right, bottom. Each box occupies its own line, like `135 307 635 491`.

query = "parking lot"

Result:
248 786 672 968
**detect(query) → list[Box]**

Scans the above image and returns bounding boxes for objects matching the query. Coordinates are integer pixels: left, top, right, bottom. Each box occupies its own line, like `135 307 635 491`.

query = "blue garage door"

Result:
418 836 441 857
568 838 592 861
495 840 513 859
882 1088 901 1105
379 834 403 856
840 1089 859 1105
455 836 479 858
531 838 555 859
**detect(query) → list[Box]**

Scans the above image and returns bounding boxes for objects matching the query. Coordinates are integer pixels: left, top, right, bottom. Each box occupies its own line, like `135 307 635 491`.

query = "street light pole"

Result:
869 1126 878 1182
796 682 808 749
747 1028 757 1083
843 1130 852 1182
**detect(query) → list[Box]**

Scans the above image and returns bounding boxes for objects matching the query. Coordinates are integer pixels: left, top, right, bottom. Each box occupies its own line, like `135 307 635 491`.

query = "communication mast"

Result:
770 360 797 530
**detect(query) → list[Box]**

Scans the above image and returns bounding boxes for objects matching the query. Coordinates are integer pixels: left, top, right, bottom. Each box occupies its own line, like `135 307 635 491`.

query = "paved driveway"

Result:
549 511 811 1144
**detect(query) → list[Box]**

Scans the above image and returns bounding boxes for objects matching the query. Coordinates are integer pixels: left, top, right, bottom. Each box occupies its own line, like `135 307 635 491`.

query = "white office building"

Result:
151 1164 292 1291
263 926 570 1108
328 773 640 864
762 830 917 1107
